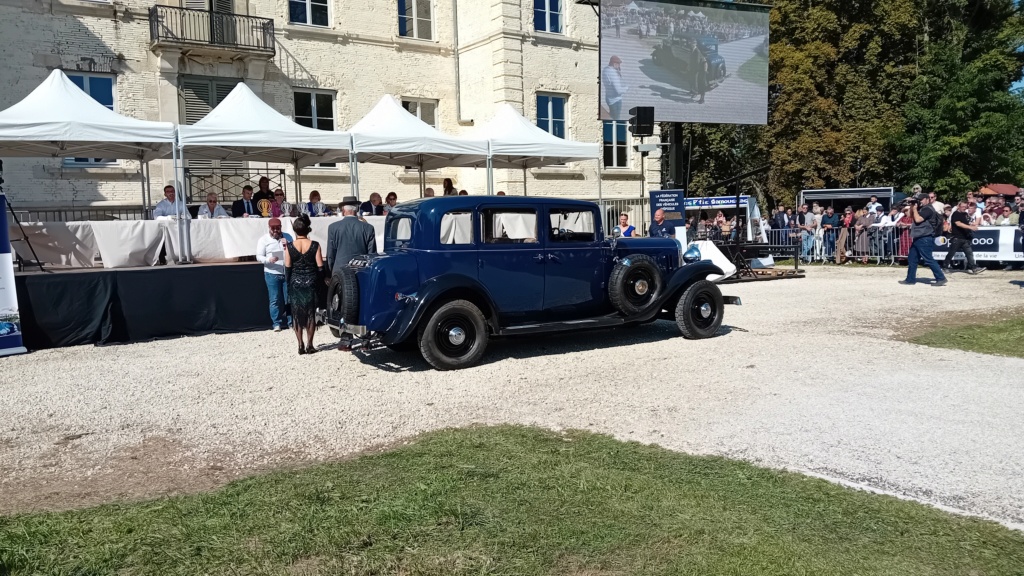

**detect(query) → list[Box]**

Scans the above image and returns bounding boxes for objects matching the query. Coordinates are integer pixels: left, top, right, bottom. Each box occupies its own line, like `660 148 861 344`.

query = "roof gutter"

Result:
452 0 474 126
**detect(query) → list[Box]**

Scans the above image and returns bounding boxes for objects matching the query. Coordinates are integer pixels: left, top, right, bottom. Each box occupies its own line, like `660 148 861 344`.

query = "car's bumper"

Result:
723 296 742 306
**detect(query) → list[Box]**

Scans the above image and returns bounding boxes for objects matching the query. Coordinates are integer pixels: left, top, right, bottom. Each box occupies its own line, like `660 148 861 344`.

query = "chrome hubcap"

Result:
448 327 467 346
699 303 712 319
634 279 649 296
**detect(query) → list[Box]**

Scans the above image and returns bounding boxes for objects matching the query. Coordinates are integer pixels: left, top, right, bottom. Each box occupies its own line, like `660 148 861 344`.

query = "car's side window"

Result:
481 208 538 244
549 209 596 243
388 217 412 241
439 211 474 245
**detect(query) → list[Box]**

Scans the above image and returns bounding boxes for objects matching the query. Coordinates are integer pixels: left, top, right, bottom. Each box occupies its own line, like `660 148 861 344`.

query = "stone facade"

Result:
0 0 660 213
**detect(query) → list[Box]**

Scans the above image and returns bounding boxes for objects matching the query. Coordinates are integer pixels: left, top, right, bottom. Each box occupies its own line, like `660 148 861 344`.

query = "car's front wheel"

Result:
675 279 724 339
417 300 489 370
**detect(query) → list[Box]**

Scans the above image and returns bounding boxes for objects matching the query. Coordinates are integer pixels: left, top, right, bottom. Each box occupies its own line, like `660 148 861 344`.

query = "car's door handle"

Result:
547 254 560 262
533 254 545 263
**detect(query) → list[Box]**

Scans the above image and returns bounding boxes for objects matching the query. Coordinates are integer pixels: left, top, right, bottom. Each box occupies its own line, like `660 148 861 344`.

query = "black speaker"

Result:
628 106 655 137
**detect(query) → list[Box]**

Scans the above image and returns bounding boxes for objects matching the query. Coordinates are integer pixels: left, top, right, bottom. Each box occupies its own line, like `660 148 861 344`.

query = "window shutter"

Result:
183 0 208 9
180 79 212 125
212 0 232 12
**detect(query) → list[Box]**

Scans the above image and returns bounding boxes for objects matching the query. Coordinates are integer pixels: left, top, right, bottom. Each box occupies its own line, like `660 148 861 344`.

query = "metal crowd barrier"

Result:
762 226 914 264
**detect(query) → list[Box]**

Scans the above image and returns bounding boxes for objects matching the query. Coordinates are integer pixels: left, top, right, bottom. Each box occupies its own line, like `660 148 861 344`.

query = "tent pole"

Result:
419 162 425 197
171 143 184 263
522 164 527 197
351 154 360 200
294 162 302 208
179 145 192 263
597 153 605 235
486 156 493 196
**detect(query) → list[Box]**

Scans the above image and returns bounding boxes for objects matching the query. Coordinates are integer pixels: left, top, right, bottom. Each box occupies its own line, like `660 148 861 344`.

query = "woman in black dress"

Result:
283 214 324 355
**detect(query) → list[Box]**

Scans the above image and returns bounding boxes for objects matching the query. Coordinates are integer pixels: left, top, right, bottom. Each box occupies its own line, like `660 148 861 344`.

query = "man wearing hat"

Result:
256 218 293 331
326 196 377 276
602 55 628 120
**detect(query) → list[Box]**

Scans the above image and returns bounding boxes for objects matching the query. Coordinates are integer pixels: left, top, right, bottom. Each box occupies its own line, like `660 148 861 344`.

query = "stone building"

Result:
0 0 658 218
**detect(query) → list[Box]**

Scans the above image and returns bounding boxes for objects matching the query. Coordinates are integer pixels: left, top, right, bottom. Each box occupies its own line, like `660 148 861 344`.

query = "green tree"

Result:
891 0 1024 200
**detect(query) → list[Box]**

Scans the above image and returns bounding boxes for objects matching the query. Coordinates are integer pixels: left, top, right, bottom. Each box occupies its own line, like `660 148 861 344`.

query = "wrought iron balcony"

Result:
149 5 275 55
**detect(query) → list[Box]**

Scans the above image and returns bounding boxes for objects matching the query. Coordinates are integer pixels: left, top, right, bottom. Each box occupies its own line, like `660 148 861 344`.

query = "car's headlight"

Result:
683 245 702 264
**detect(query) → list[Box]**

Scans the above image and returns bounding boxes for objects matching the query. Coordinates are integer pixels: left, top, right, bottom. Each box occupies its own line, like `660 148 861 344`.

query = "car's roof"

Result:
391 195 598 215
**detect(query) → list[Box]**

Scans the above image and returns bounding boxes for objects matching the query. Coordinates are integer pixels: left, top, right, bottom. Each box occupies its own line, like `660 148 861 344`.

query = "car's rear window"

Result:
387 216 413 242
482 209 538 244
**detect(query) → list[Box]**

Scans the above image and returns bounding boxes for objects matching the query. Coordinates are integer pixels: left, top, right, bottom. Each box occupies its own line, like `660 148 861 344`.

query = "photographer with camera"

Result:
899 193 947 286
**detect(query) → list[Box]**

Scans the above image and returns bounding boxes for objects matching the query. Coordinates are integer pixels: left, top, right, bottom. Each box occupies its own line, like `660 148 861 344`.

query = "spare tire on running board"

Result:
326 267 360 329
608 254 663 316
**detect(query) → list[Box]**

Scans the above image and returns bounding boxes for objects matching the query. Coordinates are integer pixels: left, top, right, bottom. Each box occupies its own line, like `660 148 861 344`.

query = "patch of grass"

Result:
737 54 768 85
911 317 1024 358
2 426 1023 575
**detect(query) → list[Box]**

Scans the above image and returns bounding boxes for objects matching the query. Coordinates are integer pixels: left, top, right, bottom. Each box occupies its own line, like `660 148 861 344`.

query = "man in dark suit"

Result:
327 196 377 274
231 185 260 218
772 204 790 232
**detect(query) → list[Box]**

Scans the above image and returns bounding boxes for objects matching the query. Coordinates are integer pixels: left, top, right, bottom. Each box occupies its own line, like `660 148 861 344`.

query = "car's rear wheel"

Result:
675 279 724 339
609 254 664 316
417 300 489 370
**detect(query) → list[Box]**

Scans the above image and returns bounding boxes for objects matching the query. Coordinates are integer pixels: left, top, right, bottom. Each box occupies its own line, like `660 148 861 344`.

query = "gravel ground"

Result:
2 266 1023 526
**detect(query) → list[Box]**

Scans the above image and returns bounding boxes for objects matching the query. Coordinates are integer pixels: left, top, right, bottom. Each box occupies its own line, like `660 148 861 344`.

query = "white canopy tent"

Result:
463 103 599 196
348 96 489 196
176 82 352 204
0 69 175 161
0 69 177 262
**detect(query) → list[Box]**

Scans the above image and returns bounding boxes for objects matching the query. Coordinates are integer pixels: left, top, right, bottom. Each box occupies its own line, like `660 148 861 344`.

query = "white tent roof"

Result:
464 104 599 168
627 1 640 10
176 83 351 168
0 69 175 161
349 95 488 170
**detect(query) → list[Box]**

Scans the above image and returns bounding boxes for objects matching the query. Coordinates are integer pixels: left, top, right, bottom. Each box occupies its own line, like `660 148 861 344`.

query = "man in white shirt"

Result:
197 192 229 218
152 185 191 219
602 55 628 121
256 218 292 331
866 195 882 214
928 191 945 216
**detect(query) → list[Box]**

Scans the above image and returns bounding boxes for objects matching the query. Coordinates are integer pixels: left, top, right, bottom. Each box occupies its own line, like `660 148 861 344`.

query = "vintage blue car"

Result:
325 197 739 370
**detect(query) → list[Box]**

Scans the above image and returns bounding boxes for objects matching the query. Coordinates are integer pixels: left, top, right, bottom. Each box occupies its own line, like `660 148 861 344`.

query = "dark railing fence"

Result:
184 168 286 204
11 206 149 223
149 5 275 53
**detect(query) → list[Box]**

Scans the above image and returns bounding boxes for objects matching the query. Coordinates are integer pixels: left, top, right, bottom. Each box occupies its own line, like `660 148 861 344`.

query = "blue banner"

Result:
0 193 27 356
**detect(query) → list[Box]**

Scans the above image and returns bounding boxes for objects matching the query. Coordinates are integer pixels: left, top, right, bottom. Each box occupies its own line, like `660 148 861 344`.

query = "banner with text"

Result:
0 193 27 356
932 228 1023 262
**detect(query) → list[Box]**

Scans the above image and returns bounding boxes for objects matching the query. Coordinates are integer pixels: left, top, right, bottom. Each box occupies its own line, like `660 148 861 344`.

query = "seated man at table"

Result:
232 185 259 218
153 185 191 219
198 192 230 219
359 193 385 217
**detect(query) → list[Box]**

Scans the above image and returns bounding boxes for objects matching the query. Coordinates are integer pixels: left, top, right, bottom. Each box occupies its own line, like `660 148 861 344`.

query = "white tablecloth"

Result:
9 216 387 268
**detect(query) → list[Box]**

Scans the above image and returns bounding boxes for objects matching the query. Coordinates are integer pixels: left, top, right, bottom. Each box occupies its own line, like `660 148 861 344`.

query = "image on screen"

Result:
599 0 769 125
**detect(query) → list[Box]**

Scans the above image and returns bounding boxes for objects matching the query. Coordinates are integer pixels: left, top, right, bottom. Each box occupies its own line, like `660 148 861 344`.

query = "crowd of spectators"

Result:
604 6 766 42
756 188 1023 269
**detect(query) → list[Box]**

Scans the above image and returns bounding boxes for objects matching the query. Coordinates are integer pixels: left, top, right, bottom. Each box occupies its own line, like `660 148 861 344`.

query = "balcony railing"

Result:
149 5 275 54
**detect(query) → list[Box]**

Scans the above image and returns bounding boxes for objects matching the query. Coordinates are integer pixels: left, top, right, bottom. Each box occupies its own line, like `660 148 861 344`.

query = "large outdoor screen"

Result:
599 0 770 125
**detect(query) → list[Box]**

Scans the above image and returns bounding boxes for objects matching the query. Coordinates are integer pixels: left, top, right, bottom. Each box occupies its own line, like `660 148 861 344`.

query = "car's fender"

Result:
662 260 726 302
381 274 499 345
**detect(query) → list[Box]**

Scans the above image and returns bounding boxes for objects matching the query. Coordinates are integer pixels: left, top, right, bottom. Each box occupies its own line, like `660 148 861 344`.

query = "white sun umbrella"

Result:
348 95 488 197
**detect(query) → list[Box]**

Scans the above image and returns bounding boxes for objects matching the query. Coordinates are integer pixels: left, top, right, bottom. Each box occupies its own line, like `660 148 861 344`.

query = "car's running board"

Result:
498 315 629 336
724 296 742 306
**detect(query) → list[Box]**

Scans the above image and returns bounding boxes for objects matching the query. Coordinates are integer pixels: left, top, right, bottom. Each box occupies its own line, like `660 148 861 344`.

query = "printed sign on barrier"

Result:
0 193 27 356
931 227 1023 262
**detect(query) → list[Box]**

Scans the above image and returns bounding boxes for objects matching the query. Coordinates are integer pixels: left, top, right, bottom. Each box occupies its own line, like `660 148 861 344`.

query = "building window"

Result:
66 73 115 165
603 121 629 169
534 0 562 34
401 98 437 127
289 0 329 27
398 0 432 40
536 93 566 139
294 91 336 168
